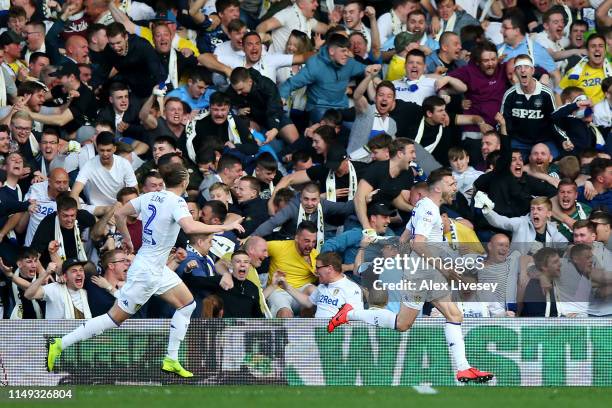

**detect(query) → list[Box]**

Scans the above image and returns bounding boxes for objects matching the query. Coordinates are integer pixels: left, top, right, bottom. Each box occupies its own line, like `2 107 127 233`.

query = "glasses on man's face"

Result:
316 264 330 271
12 126 32 132
110 258 130 264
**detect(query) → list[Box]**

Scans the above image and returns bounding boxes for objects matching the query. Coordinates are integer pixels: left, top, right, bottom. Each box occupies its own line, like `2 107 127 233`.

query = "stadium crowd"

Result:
0 0 611 321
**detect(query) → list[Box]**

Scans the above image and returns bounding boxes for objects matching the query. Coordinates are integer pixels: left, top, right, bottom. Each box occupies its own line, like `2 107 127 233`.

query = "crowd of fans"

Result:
0 0 611 321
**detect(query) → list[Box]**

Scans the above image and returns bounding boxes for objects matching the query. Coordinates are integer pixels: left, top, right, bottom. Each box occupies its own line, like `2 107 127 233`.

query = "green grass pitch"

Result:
2 386 611 408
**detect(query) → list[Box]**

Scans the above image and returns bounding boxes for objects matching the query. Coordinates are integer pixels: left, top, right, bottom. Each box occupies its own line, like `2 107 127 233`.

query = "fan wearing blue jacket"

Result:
279 33 372 123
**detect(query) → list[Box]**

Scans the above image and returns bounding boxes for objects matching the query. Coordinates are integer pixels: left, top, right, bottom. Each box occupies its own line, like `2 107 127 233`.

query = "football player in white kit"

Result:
328 168 494 383
46 163 245 377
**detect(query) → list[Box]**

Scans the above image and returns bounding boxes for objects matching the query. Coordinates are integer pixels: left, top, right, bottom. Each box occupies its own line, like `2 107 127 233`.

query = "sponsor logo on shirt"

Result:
318 295 339 306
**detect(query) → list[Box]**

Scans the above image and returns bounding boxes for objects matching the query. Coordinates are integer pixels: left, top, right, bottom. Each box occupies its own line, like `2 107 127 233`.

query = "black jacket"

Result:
226 68 285 131
236 198 270 238
183 274 263 318
103 35 165 98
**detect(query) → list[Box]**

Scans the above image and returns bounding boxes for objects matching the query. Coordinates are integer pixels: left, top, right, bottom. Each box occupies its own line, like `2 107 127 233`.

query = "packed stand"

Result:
0 0 611 323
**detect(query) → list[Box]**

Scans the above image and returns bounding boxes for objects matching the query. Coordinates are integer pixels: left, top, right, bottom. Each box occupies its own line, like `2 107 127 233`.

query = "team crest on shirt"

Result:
533 98 543 108
135 304 142 312
333 289 339 296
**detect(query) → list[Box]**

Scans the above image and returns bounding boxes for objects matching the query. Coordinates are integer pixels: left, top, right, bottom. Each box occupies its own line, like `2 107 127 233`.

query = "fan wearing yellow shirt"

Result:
441 211 485 255
560 34 611 105
265 221 319 318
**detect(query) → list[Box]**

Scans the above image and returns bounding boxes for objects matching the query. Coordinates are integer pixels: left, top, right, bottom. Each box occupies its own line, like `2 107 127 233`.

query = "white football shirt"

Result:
406 196 444 243
309 276 364 318
129 190 192 272
75 154 138 206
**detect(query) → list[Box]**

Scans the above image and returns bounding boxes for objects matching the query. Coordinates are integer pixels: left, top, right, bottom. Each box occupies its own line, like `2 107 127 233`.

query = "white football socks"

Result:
445 322 470 371
166 301 196 360
61 313 119 349
348 309 397 329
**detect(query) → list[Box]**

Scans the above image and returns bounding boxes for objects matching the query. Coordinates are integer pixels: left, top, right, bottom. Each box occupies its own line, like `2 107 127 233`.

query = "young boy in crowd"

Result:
449 147 483 203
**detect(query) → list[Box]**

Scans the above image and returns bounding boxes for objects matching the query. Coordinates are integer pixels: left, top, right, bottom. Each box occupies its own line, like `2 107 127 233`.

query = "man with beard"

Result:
25 258 91 319
524 143 561 187
501 55 568 160
450 41 509 152
561 34 611 105
253 182 354 244
85 249 129 317
480 195 568 245
1 248 46 319
331 168 495 383
185 91 257 162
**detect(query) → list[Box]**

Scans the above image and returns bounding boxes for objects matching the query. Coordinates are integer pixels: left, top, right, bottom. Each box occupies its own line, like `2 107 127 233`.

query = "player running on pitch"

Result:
328 168 494 383
45 163 245 377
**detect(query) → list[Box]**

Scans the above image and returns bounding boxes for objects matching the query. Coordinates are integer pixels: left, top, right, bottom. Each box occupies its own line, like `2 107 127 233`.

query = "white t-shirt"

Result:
42 282 86 319
406 196 444 243
75 155 138 206
214 41 245 58
392 76 437 105
270 5 318 54
129 190 192 272
308 276 364 318
219 53 294 83
532 31 569 71
593 99 612 128
377 12 401 49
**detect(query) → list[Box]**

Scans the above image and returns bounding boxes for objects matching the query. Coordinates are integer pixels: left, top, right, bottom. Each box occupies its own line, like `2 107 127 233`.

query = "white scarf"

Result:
6 183 22 241
166 35 180 89
0 66 6 107
54 215 87 262
297 203 324 251
326 161 357 202
10 269 43 319
414 117 444 153
436 12 457 41
498 36 534 61
209 235 236 260
562 5 573 38
566 56 612 81
446 219 459 250
60 284 91 319
479 0 495 22
591 123 606 148
226 113 242 145
186 243 217 276
185 109 210 162
292 3 311 36
28 132 40 156
390 9 406 35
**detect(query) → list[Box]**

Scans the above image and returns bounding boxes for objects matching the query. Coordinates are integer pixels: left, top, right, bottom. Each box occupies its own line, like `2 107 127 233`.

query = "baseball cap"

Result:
49 62 80 78
324 146 348 171
0 30 22 47
152 10 178 24
367 202 397 217
394 31 421 51
62 258 87 274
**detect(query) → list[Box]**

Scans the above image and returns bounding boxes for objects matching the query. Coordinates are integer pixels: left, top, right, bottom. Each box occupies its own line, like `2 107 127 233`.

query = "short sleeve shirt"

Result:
361 160 414 205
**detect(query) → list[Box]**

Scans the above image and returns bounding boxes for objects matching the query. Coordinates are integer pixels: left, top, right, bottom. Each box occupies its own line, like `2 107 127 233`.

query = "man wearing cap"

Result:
321 202 396 272
273 146 366 203
25 258 92 320
0 30 27 78
501 54 569 159
21 62 97 138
